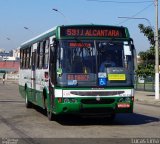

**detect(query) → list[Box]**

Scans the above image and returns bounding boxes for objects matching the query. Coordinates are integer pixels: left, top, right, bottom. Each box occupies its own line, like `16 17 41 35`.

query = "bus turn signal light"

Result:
58 98 62 103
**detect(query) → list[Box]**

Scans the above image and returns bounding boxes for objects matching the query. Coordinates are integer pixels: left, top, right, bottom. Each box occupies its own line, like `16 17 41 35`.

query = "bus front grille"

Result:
70 91 124 96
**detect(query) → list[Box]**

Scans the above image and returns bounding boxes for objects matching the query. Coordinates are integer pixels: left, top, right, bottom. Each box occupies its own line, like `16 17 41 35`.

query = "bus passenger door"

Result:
49 37 56 108
31 49 36 101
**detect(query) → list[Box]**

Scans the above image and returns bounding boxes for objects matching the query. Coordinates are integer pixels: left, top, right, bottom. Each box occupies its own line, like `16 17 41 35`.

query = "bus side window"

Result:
36 43 40 69
31 51 36 70
26 47 31 69
39 41 45 69
24 49 27 69
43 39 49 69
20 49 23 68
29 47 32 68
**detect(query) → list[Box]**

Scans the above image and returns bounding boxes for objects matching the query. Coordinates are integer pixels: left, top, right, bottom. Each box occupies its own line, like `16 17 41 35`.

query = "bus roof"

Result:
21 26 57 47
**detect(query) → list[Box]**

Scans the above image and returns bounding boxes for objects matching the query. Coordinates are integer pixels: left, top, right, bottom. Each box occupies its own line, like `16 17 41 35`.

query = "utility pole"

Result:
155 0 159 100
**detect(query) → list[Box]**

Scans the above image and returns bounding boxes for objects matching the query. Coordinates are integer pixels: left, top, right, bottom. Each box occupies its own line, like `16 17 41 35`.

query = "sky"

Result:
0 0 159 53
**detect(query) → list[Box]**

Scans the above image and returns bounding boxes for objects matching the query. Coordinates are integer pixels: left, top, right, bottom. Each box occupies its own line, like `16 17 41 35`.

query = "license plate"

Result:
118 103 130 108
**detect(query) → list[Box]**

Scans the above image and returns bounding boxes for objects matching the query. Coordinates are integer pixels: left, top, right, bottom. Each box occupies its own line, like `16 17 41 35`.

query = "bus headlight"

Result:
63 98 77 103
119 97 131 102
64 98 70 103
70 98 77 103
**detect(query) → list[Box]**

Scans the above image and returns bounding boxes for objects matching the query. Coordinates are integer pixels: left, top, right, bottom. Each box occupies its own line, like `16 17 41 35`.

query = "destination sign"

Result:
69 42 91 48
67 74 89 81
60 26 127 38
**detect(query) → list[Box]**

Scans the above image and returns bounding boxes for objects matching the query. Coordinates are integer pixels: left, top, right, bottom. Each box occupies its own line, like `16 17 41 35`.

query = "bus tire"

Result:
47 110 54 121
45 99 54 121
25 91 32 108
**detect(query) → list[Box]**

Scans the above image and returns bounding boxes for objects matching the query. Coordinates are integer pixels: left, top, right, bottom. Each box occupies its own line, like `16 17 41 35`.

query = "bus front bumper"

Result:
52 97 134 115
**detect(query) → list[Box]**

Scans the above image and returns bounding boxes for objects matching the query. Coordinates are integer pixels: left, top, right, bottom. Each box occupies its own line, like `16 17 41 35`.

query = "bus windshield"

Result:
56 40 134 87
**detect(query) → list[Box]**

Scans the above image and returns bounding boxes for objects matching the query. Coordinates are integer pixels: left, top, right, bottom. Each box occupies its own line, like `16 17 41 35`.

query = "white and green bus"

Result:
19 25 137 121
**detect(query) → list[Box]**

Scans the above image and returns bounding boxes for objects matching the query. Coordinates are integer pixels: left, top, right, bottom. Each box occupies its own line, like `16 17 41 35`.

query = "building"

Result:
12 48 20 60
137 55 143 65
2 56 16 61
0 48 5 53
0 47 20 61
0 48 20 73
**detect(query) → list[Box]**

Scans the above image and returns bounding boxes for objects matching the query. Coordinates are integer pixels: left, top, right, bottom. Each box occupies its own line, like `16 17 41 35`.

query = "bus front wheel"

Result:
45 99 54 121
47 110 54 121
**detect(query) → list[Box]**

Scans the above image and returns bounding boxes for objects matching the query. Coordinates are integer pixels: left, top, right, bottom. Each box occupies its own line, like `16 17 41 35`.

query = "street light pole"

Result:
24 27 34 34
52 8 68 22
155 0 159 100
6 37 11 40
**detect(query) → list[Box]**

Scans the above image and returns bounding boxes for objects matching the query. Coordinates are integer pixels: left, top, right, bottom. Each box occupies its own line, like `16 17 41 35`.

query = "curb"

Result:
135 91 160 107
135 99 160 107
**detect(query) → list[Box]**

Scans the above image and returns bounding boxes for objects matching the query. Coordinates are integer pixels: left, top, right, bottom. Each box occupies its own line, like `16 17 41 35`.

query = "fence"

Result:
134 76 155 92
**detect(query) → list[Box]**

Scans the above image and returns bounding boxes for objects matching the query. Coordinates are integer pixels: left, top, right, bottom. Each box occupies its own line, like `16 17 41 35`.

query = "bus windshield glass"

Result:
56 40 134 87
97 41 124 71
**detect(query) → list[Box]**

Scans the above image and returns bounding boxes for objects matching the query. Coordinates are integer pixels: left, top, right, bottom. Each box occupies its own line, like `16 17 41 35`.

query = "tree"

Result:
136 24 160 78
138 24 155 46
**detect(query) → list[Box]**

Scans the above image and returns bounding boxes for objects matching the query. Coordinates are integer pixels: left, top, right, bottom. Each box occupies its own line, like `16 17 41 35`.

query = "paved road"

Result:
0 83 159 143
